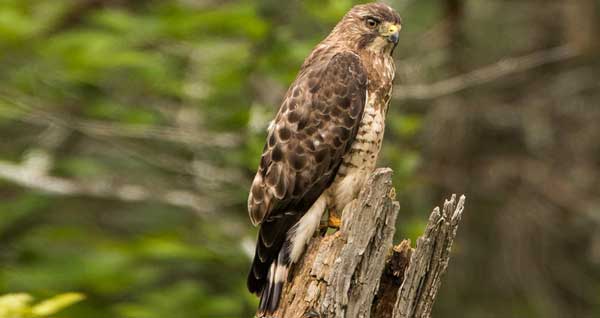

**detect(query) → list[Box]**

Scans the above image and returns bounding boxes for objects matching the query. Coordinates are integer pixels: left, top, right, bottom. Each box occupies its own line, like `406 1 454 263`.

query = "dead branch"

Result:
269 168 466 318
0 154 214 216
24 109 241 148
393 194 465 318
0 94 241 148
394 45 578 100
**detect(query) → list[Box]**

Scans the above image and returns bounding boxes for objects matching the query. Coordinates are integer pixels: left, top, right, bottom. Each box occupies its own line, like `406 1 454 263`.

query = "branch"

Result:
0 155 214 217
0 94 241 148
394 45 578 100
393 194 466 318
24 110 241 148
272 168 399 318
269 168 466 318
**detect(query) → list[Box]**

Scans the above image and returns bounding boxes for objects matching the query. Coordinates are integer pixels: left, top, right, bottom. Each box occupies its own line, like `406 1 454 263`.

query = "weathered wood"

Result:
371 240 412 318
270 168 466 318
392 194 466 318
272 168 399 318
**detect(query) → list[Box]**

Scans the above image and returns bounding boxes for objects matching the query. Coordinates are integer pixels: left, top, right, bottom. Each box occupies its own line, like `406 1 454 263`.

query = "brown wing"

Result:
247 51 367 294
248 51 367 226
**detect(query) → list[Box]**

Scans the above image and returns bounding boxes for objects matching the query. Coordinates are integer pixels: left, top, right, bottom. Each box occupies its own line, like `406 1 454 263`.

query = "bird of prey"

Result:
247 3 401 315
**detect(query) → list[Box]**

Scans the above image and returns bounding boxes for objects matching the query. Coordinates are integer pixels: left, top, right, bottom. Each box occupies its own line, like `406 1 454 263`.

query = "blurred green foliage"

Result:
0 293 84 318
0 1 425 317
2 0 598 317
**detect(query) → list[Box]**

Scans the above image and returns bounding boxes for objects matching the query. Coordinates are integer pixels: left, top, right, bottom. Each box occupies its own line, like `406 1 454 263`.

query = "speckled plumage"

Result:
328 50 395 215
247 3 401 315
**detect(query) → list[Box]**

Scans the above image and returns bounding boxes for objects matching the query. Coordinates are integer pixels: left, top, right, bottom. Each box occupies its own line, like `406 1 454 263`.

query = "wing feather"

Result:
247 51 368 295
248 51 367 226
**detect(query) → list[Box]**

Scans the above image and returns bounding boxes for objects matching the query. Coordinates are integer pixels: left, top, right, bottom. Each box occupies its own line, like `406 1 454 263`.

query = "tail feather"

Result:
257 251 289 316
247 256 270 295
247 223 289 296
248 212 301 315
248 197 325 316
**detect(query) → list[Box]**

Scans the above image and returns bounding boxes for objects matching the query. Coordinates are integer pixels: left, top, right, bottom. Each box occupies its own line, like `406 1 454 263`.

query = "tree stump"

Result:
270 168 466 318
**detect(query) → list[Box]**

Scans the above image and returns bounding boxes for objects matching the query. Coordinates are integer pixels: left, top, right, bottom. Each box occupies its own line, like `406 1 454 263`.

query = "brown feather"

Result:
248 51 367 226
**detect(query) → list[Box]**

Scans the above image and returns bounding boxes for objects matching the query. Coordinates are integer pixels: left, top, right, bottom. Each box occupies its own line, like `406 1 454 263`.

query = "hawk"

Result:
247 3 401 315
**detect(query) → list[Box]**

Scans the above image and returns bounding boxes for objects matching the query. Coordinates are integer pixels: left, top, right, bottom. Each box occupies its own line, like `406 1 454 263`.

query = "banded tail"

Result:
247 233 292 316
248 196 327 316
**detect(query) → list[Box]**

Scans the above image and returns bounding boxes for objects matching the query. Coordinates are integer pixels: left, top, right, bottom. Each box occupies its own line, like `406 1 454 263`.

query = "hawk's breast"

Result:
328 91 388 211
327 53 394 213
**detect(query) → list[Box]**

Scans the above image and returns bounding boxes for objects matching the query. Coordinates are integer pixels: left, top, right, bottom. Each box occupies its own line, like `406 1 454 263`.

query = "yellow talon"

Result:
328 213 342 229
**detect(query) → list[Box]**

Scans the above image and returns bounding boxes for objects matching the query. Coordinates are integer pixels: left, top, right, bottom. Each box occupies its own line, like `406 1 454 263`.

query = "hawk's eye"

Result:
365 17 379 29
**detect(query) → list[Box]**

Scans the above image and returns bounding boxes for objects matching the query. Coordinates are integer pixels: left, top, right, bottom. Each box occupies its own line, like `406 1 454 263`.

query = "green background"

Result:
1 0 599 317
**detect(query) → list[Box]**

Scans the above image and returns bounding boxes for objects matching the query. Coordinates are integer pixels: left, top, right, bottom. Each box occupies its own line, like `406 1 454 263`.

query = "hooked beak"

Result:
388 31 399 44
382 23 401 44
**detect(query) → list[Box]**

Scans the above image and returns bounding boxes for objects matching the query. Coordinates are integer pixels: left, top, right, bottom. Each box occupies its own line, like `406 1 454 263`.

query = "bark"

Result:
392 194 465 318
270 168 466 318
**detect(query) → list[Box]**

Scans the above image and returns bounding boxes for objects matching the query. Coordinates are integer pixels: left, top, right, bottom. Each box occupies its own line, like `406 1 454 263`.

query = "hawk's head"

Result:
328 2 402 55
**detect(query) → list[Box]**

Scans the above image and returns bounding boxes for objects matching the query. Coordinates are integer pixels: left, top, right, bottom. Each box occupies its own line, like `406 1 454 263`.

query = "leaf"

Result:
31 293 85 316
0 293 33 317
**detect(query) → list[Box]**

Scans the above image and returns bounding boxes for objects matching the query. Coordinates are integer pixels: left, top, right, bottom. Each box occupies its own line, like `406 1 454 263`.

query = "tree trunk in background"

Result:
562 0 600 55
444 0 465 72
270 168 466 318
420 1 600 317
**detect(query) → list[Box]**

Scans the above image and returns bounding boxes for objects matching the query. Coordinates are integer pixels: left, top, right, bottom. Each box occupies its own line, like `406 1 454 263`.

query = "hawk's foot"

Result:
327 214 342 229
318 210 341 234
